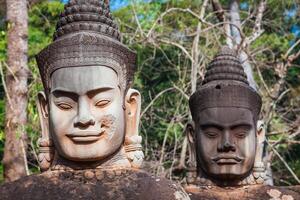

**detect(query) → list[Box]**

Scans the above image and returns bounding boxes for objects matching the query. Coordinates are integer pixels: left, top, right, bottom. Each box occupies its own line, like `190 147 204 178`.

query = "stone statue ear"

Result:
37 92 54 172
186 121 196 166
186 121 195 145
37 92 49 138
124 88 144 168
253 120 266 184
256 120 266 144
185 121 197 185
254 120 265 164
37 92 48 119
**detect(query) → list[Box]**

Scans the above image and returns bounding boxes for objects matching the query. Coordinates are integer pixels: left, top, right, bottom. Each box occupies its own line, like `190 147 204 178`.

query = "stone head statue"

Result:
36 0 143 171
187 46 267 186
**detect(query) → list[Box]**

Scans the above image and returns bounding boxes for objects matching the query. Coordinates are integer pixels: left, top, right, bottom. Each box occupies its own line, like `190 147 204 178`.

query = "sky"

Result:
60 0 129 11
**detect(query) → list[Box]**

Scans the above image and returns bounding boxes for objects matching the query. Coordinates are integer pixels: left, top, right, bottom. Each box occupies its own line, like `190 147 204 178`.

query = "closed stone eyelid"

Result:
95 99 111 107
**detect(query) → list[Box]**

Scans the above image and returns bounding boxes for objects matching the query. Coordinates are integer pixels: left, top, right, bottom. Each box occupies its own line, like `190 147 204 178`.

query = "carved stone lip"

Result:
212 155 244 164
66 130 104 143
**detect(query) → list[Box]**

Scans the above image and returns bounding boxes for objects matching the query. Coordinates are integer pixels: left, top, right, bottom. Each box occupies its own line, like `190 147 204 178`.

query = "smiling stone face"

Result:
48 66 125 161
35 0 143 172
195 107 256 180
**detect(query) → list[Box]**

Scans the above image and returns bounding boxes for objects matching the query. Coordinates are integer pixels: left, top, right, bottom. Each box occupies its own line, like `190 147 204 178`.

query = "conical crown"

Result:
54 0 120 41
36 0 136 94
202 46 248 85
189 46 262 120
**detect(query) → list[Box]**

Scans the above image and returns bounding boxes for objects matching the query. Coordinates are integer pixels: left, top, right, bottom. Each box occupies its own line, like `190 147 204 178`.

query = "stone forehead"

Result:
197 107 255 126
50 66 119 93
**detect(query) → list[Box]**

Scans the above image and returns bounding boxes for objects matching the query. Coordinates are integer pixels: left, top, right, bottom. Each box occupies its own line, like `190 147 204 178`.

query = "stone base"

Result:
0 169 189 200
185 185 300 200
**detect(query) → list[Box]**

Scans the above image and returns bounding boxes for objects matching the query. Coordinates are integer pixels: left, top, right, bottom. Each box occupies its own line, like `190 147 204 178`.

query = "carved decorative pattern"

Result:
203 46 248 84
189 46 262 121
55 0 116 40
36 0 136 94
38 138 54 172
186 166 267 187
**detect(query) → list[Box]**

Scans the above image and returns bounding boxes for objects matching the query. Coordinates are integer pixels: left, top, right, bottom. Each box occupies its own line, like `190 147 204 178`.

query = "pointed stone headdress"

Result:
189 46 262 120
36 0 136 93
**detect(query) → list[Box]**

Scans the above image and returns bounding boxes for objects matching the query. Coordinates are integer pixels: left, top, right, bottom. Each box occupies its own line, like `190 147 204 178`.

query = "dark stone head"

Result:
188 46 262 182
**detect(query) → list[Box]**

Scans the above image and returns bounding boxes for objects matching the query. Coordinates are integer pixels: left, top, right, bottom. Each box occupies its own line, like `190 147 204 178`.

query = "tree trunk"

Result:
2 0 29 182
229 0 257 90
0 0 45 19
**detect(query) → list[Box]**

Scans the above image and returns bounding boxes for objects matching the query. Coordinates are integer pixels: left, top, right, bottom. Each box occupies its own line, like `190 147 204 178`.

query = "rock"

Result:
185 185 300 200
0 169 190 200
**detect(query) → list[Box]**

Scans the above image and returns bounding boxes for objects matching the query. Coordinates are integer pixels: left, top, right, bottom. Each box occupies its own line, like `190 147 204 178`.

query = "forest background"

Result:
0 0 299 185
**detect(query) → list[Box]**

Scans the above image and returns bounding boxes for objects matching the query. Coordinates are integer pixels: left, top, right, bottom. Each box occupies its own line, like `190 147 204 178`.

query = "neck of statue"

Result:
187 165 266 187
50 146 131 171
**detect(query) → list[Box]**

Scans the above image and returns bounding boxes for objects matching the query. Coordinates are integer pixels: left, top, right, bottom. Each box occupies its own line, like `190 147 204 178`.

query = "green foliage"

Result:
286 67 300 86
0 1 64 179
0 30 6 61
0 0 299 185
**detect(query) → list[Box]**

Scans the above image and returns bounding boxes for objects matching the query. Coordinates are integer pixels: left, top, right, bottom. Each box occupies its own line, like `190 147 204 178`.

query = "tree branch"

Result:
267 140 300 184
245 0 267 45
210 0 233 47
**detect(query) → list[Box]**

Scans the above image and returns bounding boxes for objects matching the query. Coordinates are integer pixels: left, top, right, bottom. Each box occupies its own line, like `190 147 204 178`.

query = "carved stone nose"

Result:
74 118 95 128
218 141 236 152
74 97 96 128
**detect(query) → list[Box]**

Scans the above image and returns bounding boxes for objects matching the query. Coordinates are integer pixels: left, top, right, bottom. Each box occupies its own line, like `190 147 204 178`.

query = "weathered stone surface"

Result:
186 185 300 200
0 169 189 200
186 46 268 187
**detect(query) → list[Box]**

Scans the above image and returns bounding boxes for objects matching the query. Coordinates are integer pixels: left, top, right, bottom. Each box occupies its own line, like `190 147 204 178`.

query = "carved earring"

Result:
124 89 144 168
124 136 144 168
38 138 54 172
252 120 267 184
186 122 198 185
37 91 54 172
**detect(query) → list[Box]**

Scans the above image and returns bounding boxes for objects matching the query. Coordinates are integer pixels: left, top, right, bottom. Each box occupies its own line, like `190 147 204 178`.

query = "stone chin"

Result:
51 128 125 162
203 161 255 181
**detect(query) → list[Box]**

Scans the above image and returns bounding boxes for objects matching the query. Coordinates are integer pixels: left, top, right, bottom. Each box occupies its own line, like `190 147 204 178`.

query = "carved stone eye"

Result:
204 131 219 138
56 103 73 110
235 132 247 138
95 100 110 108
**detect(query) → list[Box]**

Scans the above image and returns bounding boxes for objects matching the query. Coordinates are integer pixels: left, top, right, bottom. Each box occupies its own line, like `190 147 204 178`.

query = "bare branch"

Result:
285 39 300 59
267 140 300 184
211 0 225 22
229 0 261 90
229 0 243 46
104 0 109 5
130 2 146 38
210 0 233 47
191 0 209 93
246 0 267 45
147 7 214 39
173 84 189 100
141 87 174 118
0 61 12 107
158 39 194 63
